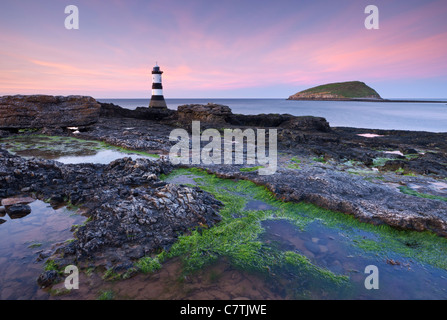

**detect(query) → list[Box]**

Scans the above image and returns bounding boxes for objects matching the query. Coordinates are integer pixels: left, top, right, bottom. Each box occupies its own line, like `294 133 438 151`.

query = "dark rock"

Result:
0 218 6 224
37 270 61 288
400 147 418 155
206 165 447 237
0 95 101 129
279 116 331 132
36 250 52 262
7 204 31 219
100 102 175 121
50 194 65 203
177 103 232 124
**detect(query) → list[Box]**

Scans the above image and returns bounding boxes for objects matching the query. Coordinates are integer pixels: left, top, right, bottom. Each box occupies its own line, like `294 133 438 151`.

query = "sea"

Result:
97 98 447 133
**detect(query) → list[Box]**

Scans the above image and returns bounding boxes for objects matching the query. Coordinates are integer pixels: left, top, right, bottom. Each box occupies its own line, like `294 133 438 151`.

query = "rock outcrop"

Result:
0 151 222 276
98 102 332 133
177 103 232 124
0 95 101 129
100 102 175 121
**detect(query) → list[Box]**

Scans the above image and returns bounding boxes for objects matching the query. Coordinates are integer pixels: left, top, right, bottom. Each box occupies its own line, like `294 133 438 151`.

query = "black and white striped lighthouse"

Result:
149 63 167 108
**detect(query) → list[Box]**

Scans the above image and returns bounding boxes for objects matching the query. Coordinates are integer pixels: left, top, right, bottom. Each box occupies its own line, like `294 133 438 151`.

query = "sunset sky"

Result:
1 0 446 99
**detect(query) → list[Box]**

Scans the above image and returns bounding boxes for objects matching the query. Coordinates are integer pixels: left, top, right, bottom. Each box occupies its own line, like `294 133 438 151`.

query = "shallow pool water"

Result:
0 135 158 164
0 199 85 300
161 169 447 300
260 219 447 299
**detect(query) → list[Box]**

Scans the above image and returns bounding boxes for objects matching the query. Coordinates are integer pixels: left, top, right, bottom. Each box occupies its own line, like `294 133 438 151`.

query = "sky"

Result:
0 0 446 99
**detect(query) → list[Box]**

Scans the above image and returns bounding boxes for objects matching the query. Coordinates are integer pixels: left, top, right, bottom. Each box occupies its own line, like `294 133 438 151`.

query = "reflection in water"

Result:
260 219 447 300
0 135 157 165
0 199 85 300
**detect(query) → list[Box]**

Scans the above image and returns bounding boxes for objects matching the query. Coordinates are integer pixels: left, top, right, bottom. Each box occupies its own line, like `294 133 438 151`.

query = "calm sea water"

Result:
97 98 447 133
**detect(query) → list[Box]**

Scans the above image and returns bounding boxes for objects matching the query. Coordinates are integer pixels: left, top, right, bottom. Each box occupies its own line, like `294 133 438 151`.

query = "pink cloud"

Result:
1 1 446 97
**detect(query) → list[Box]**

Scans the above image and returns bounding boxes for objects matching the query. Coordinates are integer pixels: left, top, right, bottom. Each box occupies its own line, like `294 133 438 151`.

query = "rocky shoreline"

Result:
1 97 447 289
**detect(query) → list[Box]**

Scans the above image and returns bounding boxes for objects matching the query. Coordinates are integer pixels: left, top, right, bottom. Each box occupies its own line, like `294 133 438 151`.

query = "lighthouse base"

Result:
149 95 167 108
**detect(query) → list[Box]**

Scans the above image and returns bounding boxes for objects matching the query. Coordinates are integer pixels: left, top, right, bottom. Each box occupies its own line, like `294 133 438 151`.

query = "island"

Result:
287 81 382 101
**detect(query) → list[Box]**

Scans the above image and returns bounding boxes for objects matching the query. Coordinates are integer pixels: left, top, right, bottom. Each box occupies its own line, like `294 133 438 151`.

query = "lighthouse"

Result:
149 63 167 108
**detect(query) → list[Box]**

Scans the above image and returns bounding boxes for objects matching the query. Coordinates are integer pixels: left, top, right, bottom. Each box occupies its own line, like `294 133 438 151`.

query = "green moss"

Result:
135 256 162 274
102 268 121 281
97 290 115 300
99 142 160 158
404 172 417 177
288 156 302 170
159 168 349 296
288 163 301 170
44 260 60 272
372 157 395 167
395 167 405 174
28 242 42 249
65 200 80 211
399 186 447 202
290 156 301 164
18 128 38 133
312 156 327 164
161 168 447 276
240 166 264 172
282 251 348 286
404 153 420 160
1 134 160 159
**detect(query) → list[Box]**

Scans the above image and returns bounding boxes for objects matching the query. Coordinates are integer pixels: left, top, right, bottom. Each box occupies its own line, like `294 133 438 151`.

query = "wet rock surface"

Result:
203 165 447 237
2 101 447 288
178 103 232 124
37 270 61 288
0 151 222 282
0 95 101 129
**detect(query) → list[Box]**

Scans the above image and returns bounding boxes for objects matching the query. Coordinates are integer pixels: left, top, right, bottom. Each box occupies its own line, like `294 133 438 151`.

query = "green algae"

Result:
97 290 115 300
239 166 264 172
159 167 447 280
287 156 301 170
312 156 327 164
136 256 162 274
0 134 160 159
372 157 395 167
155 168 351 298
399 186 447 202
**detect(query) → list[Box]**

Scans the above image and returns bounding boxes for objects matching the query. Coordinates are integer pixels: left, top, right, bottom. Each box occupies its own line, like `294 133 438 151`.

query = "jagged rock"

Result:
177 103 232 124
37 270 61 288
279 116 331 132
0 151 222 273
0 95 101 129
100 102 175 120
205 165 447 237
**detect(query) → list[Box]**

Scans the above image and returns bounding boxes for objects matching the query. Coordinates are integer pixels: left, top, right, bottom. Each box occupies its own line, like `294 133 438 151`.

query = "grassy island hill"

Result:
288 81 382 100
